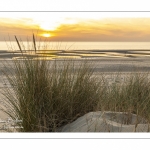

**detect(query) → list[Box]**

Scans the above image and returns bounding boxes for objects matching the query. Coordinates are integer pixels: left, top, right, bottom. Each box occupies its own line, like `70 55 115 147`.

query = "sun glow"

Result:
41 33 52 37
39 23 59 31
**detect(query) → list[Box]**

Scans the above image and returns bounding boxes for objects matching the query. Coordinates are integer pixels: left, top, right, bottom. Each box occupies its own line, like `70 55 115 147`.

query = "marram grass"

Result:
2 55 103 132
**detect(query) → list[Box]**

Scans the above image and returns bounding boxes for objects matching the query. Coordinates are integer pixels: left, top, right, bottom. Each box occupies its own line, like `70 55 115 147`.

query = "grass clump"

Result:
3 59 103 132
1 36 103 131
99 72 150 123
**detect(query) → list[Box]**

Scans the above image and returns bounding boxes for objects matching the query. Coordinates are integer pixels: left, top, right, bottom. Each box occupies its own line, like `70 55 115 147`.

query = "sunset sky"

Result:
1 12 150 41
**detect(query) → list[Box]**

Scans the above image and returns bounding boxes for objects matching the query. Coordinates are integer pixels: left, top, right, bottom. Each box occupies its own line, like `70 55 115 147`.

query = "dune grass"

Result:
1 35 104 131
97 72 150 124
1 34 150 132
2 58 105 132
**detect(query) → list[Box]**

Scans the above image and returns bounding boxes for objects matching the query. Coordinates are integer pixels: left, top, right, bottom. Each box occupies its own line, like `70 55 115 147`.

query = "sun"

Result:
41 33 52 37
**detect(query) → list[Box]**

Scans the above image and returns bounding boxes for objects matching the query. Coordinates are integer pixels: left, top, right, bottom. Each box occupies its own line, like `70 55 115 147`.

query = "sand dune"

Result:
58 111 149 132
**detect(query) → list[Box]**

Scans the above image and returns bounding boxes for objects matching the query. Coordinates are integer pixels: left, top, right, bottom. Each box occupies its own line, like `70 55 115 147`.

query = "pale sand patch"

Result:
58 111 149 132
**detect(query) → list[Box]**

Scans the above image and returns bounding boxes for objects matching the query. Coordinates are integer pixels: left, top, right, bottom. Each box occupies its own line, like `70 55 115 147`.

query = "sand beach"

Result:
0 49 150 132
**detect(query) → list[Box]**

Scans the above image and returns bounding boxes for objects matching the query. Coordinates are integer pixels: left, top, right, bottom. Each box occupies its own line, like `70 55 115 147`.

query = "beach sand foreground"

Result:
0 51 150 132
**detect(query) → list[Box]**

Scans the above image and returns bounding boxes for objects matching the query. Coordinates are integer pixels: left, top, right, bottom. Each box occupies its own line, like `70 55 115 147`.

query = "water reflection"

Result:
3 49 150 60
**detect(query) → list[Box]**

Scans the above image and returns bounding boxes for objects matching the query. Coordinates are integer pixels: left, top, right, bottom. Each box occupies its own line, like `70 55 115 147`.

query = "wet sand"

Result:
0 49 150 71
1 49 150 59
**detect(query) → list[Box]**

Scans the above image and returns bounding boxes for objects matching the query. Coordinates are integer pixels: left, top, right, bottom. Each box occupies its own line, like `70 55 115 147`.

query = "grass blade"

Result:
33 34 36 53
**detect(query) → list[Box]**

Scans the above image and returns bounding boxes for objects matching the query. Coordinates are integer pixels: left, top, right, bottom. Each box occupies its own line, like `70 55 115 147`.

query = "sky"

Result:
1 12 150 42
0 0 150 42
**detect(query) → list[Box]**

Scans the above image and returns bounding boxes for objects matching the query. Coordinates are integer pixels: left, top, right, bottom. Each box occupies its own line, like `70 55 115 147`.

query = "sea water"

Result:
0 41 150 51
